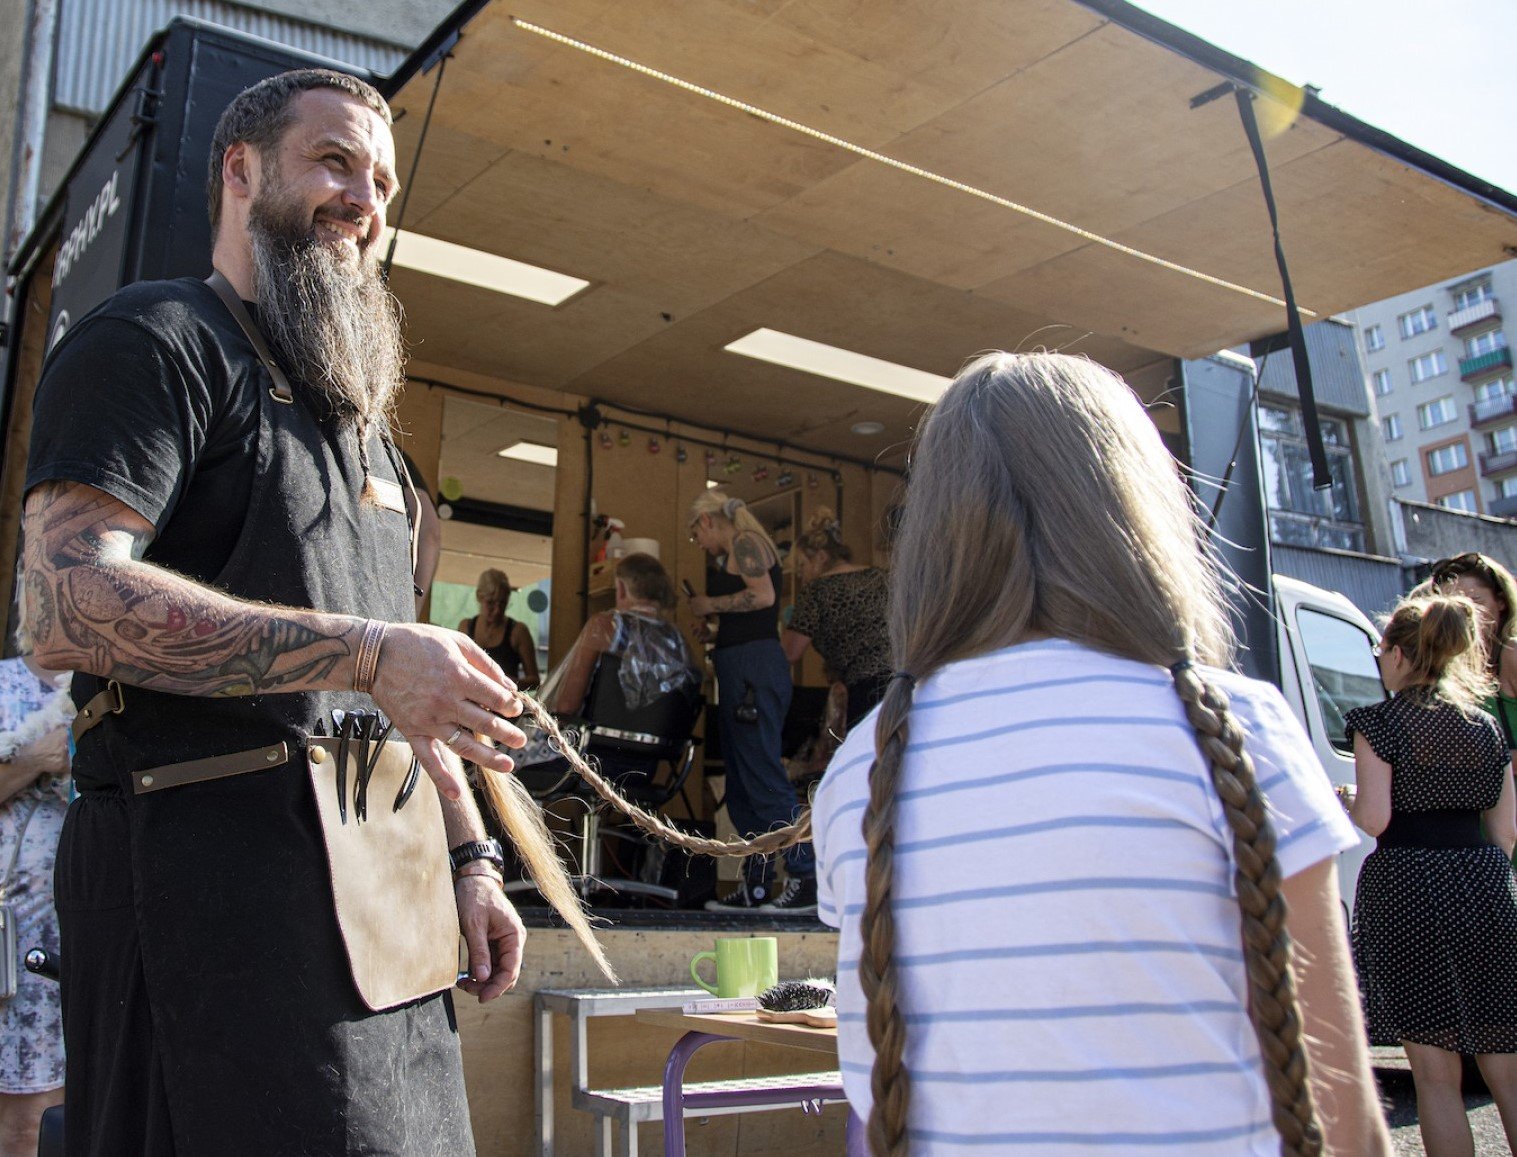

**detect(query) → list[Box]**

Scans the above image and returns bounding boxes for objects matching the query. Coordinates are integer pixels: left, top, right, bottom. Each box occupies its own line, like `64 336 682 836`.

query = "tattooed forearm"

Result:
22 481 361 697
708 588 763 614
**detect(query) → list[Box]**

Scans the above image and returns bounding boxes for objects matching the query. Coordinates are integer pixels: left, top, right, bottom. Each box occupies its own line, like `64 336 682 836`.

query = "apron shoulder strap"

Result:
205 272 295 404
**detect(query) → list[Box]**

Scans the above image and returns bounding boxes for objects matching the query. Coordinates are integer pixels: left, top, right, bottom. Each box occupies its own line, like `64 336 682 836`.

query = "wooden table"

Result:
634 1009 864 1156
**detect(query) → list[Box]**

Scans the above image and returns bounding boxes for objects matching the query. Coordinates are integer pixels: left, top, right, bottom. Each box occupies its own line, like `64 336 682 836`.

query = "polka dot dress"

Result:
1346 691 1517 1053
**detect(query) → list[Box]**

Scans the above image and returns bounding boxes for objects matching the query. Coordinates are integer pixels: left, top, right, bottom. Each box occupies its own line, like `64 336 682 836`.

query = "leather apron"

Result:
56 299 473 1155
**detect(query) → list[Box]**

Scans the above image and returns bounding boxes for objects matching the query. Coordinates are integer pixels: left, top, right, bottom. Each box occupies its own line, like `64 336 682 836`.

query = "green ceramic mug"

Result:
689 936 779 998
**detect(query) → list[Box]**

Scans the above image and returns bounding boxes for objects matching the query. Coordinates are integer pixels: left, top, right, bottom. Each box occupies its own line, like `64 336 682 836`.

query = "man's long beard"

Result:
248 186 405 439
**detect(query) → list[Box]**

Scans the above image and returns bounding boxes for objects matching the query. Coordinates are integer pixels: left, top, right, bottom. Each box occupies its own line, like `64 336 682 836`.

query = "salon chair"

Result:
505 655 704 905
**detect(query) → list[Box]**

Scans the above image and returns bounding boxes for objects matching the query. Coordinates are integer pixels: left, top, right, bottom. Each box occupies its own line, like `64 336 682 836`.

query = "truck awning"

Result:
381 0 1517 455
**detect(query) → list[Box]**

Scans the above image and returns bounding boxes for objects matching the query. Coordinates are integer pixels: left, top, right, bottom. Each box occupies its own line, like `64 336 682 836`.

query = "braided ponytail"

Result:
1170 661 1323 1157
859 675 915 1156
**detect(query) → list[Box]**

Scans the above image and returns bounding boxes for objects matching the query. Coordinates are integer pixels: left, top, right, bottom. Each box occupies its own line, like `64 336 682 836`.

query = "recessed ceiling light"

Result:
497 441 559 467
725 328 952 403
383 228 590 307
851 421 886 436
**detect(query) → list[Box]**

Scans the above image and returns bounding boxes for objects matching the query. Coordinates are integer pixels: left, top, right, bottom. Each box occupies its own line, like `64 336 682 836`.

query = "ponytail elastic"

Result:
722 497 745 520
889 671 917 688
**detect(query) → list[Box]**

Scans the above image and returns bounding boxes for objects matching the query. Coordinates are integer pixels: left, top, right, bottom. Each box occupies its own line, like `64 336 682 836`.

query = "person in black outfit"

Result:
1344 593 1517 1155
686 491 815 912
782 507 890 733
459 567 540 689
22 70 529 1154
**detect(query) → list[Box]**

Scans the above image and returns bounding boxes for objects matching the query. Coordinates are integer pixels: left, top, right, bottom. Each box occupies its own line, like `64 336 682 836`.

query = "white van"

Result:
1272 575 1387 912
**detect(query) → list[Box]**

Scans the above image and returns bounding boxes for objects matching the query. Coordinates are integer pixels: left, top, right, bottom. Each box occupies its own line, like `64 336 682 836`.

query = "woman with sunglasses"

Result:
1346 592 1517 1155
1428 552 1517 744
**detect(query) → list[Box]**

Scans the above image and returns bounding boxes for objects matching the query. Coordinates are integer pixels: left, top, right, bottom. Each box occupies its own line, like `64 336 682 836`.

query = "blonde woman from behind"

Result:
811 352 1389 1155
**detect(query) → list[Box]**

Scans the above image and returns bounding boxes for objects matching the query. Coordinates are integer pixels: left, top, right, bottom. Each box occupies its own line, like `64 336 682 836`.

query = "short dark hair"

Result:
616 553 676 611
207 69 391 232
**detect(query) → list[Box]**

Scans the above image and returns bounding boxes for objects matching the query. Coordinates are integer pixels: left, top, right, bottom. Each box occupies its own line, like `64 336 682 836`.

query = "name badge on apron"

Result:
364 475 407 514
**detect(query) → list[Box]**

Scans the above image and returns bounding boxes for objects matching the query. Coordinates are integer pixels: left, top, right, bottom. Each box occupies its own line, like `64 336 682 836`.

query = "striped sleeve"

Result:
1223 677 1360 880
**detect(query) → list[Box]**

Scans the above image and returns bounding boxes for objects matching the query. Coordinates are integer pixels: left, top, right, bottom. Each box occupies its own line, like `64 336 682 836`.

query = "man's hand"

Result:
369 624 528 801
454 874 525 1001
0 728 69 807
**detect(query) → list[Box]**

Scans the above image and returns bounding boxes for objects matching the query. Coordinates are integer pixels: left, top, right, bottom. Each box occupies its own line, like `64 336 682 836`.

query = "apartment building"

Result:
1354 259 1517 518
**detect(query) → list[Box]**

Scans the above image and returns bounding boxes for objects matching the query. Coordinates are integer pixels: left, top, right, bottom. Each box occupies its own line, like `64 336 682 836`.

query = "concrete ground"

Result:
1372 1047 1511 1154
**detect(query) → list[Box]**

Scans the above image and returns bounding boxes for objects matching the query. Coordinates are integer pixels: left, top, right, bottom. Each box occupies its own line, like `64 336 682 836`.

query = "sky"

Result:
1129 1 1517 196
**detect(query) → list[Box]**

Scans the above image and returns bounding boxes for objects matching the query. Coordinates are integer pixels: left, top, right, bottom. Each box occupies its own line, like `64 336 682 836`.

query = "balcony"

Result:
1460 348 1514 381
1449 297 1501 334
1491 494 1517 520
1480 448 1517 477
1470 394 1517 428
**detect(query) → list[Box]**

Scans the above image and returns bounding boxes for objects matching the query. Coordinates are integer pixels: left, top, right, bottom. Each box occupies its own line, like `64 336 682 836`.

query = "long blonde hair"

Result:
1380 593 1495 715
861 352 1320 1155
688 489 778 560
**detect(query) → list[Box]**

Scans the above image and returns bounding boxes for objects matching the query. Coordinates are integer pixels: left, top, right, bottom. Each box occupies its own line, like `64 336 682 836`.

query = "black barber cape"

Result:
27 278 473 1156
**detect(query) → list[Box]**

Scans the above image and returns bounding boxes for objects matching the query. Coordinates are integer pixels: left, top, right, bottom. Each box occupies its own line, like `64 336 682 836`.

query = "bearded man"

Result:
22 71 524 1155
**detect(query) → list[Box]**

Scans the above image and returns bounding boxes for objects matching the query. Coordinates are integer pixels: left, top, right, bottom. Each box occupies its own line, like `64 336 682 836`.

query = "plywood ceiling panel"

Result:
412 149 821 316
379 0 1517 459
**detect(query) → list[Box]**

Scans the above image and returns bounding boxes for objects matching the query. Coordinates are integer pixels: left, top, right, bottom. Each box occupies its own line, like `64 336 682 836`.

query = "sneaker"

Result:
704 880 775 911
760 876 817 914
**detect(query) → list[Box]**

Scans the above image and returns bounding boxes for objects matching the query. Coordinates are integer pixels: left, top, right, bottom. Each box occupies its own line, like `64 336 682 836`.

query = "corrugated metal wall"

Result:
54 0 407 115
1257 320 1371 417
1272 544 1407 619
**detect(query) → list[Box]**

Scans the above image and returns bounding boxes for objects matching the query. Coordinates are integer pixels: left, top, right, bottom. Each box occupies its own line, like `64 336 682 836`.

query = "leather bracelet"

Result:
454 862 505 887
353 619 387 694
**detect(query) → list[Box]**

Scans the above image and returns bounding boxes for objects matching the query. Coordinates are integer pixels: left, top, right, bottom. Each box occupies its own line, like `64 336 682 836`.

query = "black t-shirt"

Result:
26 278 260 582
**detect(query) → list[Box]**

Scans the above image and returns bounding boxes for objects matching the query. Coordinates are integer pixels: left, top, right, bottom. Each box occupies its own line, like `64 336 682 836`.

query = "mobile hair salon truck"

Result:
4 5 1516 1152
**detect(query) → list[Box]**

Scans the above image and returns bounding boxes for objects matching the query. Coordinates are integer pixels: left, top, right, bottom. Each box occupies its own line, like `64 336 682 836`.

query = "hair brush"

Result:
755 978 837 1027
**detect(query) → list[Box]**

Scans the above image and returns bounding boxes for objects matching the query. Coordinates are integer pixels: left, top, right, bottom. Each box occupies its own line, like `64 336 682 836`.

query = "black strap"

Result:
378 438 423 591
1234 89 1331 491
204 271 294 404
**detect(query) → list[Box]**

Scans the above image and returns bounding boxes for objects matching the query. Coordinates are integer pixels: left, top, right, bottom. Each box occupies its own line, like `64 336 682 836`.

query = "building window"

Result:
1437 490 1478 513
1409 350 1448 382
1257 403 1365 551
1364 324 1385 352
1465 330 1509 358
1500 476 1517 499
1371 369 1392 396
1494 427 1517 455
1427 443 1470 475
1390 459 1411 487
1399 305 1438 339
1418 397 1458 429
1475 376 1516 402
1383 414 1404 442
1453 282 1493 311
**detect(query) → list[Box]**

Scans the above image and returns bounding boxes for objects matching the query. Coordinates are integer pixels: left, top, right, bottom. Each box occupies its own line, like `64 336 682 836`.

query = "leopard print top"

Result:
789 566 891 686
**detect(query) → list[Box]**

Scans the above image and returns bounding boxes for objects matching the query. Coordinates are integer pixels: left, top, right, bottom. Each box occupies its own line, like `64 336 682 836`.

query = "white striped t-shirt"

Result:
813 639 1357 1155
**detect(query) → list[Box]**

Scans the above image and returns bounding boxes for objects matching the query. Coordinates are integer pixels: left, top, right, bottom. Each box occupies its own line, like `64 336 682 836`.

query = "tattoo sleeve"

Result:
22 481 361 697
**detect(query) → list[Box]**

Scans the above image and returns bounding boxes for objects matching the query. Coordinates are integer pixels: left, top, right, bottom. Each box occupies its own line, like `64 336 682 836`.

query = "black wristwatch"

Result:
449 838 505 875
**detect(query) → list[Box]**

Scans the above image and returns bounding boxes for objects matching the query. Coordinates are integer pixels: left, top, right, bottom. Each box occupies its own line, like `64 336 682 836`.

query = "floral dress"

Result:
0 657 69 1093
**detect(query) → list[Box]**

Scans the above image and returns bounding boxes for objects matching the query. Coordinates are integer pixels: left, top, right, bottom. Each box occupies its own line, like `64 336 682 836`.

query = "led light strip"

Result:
512 17 1314 317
